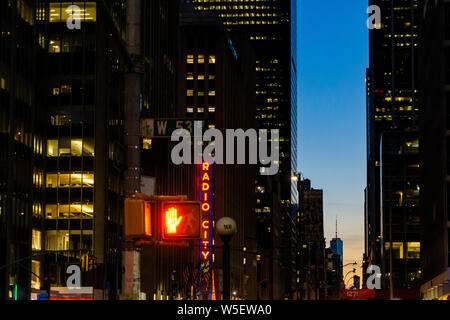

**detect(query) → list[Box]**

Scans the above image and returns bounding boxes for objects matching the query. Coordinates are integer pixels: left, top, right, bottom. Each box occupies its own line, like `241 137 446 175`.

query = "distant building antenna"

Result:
335 216 338 238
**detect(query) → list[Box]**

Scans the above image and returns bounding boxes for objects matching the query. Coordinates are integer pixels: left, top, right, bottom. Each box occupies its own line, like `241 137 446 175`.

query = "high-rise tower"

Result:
366 0 421 290
189 0 298 299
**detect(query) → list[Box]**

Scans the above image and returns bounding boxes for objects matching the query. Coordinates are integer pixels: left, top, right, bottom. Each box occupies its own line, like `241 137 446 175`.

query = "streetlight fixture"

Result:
343 268 357 285
216 217 237 300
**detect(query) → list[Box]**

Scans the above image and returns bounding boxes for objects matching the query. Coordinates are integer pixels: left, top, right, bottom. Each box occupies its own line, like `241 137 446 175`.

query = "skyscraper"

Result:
1 0 130 300
419 0 450 300
366 0 421 290
189 0 298 299
298 180 326 300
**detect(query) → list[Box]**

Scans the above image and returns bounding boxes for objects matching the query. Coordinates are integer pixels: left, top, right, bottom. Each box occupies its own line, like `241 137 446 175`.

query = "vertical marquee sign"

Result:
199 162 213 298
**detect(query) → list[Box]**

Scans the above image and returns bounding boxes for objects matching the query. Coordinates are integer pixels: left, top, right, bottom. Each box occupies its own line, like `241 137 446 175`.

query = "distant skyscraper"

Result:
366 0 421 290
298 179 325 300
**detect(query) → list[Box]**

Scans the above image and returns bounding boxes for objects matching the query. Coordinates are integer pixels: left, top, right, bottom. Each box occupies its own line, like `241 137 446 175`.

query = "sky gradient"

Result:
298 1 369 281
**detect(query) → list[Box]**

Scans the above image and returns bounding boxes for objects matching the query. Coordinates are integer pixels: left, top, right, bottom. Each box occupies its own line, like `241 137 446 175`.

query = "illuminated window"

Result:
53 88 60 95
407 242 420 259
47 140 59 157
49 39 61 53
198 55 205 63
187 90 194 96
209 55 216 64
32 230 42 251
49 2 97 23
82 137 95 156
385 242 404 259
71 139 83 156
143 138 152 150
31 261 41 290
45 231 70 251
187 55 194 64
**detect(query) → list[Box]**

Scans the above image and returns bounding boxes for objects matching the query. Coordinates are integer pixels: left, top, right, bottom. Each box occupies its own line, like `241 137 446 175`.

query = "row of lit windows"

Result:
219 13 278 17
187 73 215 80
187 90 216 97
385 242 420 260
47 138 95 157
46 173 94 188
195 5 274 11
45 231 93 252
187 55 216 64
46 203 94 219
375 106 417 112
223 20 279 25
37 2 97 23
186 107 216 113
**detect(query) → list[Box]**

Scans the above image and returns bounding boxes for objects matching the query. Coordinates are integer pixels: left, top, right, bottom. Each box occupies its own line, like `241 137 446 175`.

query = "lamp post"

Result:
216 217 237 300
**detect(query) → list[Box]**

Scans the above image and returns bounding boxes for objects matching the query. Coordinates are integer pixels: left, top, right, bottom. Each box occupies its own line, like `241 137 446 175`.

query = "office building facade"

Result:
419 0 450 300
1 0 130 300
366 0 422 290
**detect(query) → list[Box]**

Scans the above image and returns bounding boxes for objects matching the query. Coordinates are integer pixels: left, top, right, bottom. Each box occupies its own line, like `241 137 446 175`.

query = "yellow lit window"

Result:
209 55 216 64
49 2 96 23
407 242 420 259
198 55 205 63
187 55 194 64
187 90 194 96
143 138 152 150
385 242 404 259
31 260 41 290
47 140 59 157
32 230 42 251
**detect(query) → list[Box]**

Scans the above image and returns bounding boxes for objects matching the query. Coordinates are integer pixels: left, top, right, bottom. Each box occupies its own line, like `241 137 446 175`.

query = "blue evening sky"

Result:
298 1 368 272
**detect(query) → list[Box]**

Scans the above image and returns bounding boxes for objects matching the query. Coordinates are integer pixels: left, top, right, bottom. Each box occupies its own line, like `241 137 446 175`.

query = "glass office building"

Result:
366 0 421 289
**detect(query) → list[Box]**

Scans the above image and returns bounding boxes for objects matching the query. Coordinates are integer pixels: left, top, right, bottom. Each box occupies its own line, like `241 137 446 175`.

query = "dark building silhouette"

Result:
138 1 258 300
365 0 421 291
190 0 298 300
419 0 450 300
1 0 130 300
297 179 326 300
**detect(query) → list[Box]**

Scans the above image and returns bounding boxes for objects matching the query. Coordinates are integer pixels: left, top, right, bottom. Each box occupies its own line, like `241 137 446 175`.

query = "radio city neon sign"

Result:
200 162 212 262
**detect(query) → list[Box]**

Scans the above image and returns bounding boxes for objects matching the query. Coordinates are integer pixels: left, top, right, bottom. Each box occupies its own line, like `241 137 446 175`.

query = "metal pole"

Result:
223 240 231 300
389 206 393 299
125 0 142 197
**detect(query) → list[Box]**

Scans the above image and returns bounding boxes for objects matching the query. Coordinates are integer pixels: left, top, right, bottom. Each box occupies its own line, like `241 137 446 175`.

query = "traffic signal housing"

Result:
125 198 152 239
162 201 201 240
